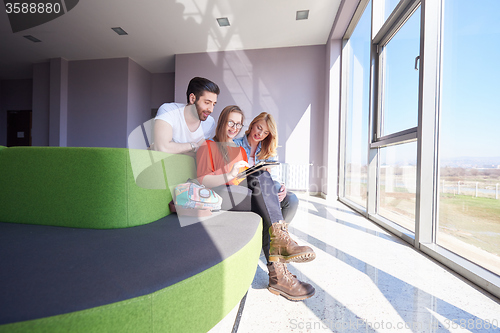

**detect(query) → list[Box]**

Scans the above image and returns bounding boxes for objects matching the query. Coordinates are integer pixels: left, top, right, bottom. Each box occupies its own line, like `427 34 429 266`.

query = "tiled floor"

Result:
210 194 500 333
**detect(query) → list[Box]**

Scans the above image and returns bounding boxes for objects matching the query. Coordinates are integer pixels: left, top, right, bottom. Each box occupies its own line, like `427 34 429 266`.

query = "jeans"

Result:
273 181 299 224
213 171 283 263
212 182 252 211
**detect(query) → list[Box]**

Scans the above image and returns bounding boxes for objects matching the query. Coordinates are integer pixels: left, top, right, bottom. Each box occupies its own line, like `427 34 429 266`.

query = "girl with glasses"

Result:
196 105 316 301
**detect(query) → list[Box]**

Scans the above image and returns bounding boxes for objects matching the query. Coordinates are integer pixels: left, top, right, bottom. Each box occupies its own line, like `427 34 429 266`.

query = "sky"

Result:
440 0 500 159
345 0 500 168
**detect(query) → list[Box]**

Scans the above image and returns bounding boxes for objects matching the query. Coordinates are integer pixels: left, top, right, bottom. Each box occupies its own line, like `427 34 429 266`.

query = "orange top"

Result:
196 140 248 186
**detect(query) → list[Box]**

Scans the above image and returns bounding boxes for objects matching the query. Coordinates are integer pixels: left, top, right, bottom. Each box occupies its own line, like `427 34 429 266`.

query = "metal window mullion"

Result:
344 0 371 40
367 147 379 216
338 39 350 199
371 127 418 148
377 46 385 140
434 0 446 245
367 1 379 215
415 0 441 248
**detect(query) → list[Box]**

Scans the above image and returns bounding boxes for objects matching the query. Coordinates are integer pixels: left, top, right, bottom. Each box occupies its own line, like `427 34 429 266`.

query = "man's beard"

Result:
195 101 208 121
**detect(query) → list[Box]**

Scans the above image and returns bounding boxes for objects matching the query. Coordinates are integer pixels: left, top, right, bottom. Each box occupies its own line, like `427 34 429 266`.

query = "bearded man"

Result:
153 77 220 155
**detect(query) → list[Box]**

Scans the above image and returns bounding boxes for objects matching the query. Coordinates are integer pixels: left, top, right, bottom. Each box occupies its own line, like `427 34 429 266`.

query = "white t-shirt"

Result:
155 103 215 143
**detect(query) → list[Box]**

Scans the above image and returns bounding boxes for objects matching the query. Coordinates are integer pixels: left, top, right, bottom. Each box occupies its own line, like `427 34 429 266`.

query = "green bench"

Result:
0 146 262 333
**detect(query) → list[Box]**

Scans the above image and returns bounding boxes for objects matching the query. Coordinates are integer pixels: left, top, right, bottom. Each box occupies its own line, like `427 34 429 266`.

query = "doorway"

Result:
7 110 32 147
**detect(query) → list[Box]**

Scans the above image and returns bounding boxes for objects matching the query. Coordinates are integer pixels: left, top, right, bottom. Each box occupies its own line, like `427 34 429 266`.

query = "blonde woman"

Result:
196 106 315 301
234 112 299 224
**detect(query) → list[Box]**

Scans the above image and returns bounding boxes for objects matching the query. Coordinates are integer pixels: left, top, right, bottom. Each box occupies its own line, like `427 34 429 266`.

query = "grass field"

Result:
344 171 500 274
438 193 500 256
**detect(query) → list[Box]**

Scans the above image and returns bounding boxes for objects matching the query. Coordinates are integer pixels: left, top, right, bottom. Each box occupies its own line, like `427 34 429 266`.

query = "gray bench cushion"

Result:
0 211 261 325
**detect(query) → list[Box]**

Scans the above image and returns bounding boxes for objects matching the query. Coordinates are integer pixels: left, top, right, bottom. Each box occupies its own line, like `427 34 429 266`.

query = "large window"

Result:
380 7 420 137
437 0 500 276
373 4 420 232
379 142 417 232
339 0 500 299
343 1 371 208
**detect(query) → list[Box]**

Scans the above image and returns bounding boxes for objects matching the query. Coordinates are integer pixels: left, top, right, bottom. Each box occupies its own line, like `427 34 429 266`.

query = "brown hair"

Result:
245 112 278 160
213 105 245 161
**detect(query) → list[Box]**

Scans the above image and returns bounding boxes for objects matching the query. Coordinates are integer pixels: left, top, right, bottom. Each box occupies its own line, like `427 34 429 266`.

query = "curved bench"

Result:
0 147 262 332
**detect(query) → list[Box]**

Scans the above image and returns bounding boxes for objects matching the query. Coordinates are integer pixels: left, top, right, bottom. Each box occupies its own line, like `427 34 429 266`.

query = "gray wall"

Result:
127 59 152 138
68 58 129 148
175 45 326 192
151 73 175 109
1 46 331 193
0 82 2 145
32 62 50 146
49 58 68 146
29 58 173 148
0 81 3 146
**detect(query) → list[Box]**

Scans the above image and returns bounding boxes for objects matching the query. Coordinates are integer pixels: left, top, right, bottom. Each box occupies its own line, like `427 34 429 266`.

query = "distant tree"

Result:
483 169 492 177
468 168 478 176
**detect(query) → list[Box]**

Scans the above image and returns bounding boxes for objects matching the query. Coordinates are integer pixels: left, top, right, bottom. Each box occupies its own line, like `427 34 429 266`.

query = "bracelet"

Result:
190 142 197 152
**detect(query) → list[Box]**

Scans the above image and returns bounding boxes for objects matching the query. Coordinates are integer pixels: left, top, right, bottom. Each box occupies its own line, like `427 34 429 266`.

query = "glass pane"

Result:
437 0 500 276
383 0 400 21
378 142 417 232
344 1 371 208
381 7 420 136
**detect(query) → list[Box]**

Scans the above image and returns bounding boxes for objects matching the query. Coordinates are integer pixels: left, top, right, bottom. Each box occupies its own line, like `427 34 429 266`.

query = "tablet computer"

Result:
236 161 280 178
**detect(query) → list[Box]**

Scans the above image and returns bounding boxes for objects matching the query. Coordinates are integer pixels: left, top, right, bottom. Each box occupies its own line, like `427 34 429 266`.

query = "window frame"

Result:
338 0 372 213
369 0 421 239
372 0 421 147
338 0 500 299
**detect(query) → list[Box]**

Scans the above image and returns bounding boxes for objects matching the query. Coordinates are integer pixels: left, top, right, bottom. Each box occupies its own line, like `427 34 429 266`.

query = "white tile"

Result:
211 194 500 333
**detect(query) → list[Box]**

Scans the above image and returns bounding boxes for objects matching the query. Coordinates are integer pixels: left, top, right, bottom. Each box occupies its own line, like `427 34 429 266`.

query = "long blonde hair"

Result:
213 105 245 161
245 112 278 160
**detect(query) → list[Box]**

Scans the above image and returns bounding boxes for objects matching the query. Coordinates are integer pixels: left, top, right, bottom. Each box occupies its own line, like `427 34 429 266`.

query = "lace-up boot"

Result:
267 262 315 301
269 221 316 263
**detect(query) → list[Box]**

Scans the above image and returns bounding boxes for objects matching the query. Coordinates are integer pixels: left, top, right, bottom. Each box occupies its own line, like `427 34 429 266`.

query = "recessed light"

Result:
296 10 309 20
24 35 41 42
112 27 128 35
216 17 230 27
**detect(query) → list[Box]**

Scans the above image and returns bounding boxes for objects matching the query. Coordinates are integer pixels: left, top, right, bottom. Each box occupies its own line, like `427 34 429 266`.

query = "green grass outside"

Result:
345 179 500 257
439 193 500 256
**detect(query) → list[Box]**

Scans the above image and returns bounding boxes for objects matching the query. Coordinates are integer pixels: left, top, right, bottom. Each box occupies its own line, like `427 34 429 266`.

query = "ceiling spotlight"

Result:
296 10 309 20
24 35 41 42
112 27 128 35
216 17 230 27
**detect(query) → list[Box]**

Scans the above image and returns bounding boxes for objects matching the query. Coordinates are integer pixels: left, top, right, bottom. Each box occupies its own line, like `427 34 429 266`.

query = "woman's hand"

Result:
278 183 287 202
229 160 249 180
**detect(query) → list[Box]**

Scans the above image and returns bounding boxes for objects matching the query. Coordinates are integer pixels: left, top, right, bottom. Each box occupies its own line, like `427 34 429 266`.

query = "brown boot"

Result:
267 262 315 301
269 221 316 263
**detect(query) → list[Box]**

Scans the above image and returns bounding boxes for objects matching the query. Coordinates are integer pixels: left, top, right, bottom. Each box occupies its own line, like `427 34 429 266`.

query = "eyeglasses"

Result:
228 120 243 129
